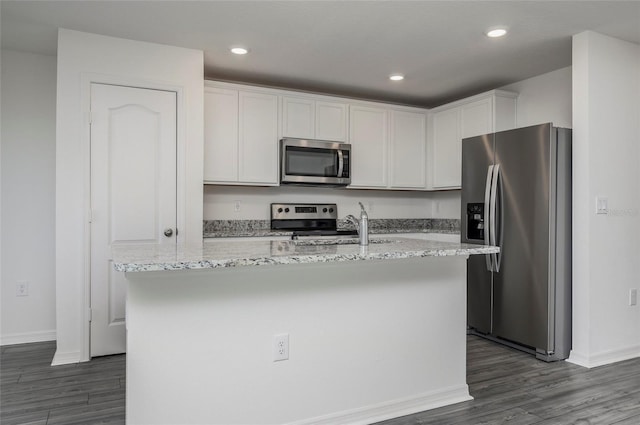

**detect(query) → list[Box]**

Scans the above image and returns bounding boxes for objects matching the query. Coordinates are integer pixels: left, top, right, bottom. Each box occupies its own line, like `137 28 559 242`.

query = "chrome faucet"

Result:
345 202 369 246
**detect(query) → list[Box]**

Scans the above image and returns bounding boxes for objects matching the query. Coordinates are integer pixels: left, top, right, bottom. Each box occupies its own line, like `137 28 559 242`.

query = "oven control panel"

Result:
271 203 338 220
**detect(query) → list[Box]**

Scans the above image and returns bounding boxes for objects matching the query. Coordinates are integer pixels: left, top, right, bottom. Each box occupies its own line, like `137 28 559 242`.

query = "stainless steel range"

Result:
270 203 357 237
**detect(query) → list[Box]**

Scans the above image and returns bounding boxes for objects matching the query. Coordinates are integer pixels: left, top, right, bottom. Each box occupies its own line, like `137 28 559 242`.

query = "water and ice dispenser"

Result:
466 203 485 241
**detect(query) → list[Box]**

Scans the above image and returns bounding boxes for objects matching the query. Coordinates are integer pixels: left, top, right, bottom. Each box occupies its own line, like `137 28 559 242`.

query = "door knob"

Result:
164 228 173 237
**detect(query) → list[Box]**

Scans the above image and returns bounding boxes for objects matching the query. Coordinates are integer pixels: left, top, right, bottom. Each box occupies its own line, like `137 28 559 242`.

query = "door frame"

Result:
80 73 186 361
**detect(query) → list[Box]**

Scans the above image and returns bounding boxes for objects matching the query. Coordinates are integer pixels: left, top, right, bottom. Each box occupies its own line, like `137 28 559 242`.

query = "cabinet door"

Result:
389 110 426 188
432 108 461 188
204 87 239 182
349 105 388 188
461 97 492 139
282 96 315 139
239 91 279 184
316 101 349 142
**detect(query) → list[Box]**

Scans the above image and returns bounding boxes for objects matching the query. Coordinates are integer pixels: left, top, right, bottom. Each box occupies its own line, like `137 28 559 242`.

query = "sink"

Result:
293 238 398 246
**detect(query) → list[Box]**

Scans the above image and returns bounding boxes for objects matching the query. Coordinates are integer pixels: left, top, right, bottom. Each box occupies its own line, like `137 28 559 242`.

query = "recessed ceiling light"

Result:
486 28 507 38
230 47 249 55
389 74 404 81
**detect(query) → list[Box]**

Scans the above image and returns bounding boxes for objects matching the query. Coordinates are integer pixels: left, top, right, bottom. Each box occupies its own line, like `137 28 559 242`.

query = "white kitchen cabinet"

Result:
238 91 279 184
432 108 460 189
431 90 517 189
281 96 348 142
204 83 279 185
348 104 428 190
349 105 389 188
204 87 238 182
389 109 426 188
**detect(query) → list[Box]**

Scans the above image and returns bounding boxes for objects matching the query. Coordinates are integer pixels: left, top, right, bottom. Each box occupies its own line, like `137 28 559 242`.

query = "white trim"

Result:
568 345 640 368
286 385 472 425
1 330 56 346
51 350 81 366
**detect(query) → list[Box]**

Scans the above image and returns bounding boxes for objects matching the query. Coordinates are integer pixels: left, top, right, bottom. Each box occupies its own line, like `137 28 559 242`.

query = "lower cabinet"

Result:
430 90 517 189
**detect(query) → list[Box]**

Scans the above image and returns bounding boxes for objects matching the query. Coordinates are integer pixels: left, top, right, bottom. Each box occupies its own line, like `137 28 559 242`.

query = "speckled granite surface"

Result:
112 236 497 272
203 218 459 238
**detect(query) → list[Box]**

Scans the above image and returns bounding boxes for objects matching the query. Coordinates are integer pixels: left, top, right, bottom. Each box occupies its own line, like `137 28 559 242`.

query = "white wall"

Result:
501 66 572 129
1 50 57 345
570 31 640 368
55 29 203 364
204 185 430 219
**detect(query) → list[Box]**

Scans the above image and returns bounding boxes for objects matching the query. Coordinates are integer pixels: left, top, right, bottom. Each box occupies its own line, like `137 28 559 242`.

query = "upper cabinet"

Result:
349 105 389 188
430 90 517 189
204 81 516 191
389 109 426 188
282 96 349 142
349 104 427 190
204 83 278 185
238 91 279 184
204 87 238 182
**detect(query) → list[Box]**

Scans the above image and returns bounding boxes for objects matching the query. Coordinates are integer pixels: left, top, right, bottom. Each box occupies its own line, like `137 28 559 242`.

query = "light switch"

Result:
596 197 609 215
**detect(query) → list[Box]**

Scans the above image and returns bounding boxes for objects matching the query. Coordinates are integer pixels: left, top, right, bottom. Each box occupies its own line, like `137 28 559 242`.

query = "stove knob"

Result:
329 208 334 213
277 208 283 213
284 208 290 213
323 208 328 213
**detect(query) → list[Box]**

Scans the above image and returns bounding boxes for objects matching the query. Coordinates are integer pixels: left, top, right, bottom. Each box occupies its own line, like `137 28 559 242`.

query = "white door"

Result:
90 83 177 357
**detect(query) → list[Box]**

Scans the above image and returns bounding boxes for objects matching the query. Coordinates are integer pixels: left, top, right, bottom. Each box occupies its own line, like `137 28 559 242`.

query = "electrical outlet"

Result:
630 289 638 306
16 281 29 297
234 200 241 213
273 333 289 362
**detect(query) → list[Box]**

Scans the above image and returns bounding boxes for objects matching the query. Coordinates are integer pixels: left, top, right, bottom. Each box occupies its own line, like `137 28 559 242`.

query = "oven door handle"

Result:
337 149 344 178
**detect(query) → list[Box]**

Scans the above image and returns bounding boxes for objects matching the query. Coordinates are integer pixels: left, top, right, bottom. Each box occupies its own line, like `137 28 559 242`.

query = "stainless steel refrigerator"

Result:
461 123 572 361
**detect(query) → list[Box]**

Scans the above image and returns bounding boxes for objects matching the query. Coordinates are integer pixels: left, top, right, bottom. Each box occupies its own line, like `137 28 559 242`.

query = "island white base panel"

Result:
125 256 471 424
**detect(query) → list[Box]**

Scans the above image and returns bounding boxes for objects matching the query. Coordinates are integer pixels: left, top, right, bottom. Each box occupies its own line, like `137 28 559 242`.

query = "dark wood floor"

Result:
2 336 639 425
1 342 125 425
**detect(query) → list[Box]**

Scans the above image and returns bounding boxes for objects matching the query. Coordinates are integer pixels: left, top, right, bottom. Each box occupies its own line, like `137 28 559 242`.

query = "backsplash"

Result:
204 218 459 238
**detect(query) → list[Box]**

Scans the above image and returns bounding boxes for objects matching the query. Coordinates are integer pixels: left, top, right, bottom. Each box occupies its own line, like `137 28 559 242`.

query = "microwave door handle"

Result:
337 149 344 178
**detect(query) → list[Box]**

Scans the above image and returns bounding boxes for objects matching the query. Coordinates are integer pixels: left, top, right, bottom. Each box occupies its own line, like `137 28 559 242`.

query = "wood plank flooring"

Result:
1 341 125 425
2 336 639 424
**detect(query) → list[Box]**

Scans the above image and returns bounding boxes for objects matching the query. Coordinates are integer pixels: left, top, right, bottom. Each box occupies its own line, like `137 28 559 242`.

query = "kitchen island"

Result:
113 236 498 425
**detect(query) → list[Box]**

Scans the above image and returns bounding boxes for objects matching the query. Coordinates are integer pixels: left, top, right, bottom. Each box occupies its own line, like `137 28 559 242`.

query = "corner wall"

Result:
570 31 640 367
1 50 57 345
55 29 203 364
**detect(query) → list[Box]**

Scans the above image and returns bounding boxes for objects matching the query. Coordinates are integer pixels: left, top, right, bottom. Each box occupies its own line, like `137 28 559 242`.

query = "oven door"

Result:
280 139 351 185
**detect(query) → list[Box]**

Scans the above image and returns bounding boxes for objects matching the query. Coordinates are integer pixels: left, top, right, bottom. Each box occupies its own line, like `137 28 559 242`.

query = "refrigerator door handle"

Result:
494 164 504 273
484 165 495 272
489 163 501 271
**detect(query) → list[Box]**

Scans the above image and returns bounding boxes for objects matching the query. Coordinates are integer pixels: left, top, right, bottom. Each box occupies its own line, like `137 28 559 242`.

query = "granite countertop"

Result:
112 236 499 272
203 218 460 238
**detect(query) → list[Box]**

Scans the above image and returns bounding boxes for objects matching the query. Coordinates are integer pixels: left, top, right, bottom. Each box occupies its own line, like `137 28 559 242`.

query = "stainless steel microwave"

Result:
280 138 351 186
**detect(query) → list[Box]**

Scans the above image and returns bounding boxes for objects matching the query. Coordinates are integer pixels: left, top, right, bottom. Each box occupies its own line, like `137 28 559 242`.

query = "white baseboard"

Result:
568 344 640 368
0 330 56 346
287 385 473 425
51 349 81 366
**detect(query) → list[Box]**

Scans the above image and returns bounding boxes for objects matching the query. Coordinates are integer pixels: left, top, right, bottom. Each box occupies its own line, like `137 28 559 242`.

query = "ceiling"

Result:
2 1 639 108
